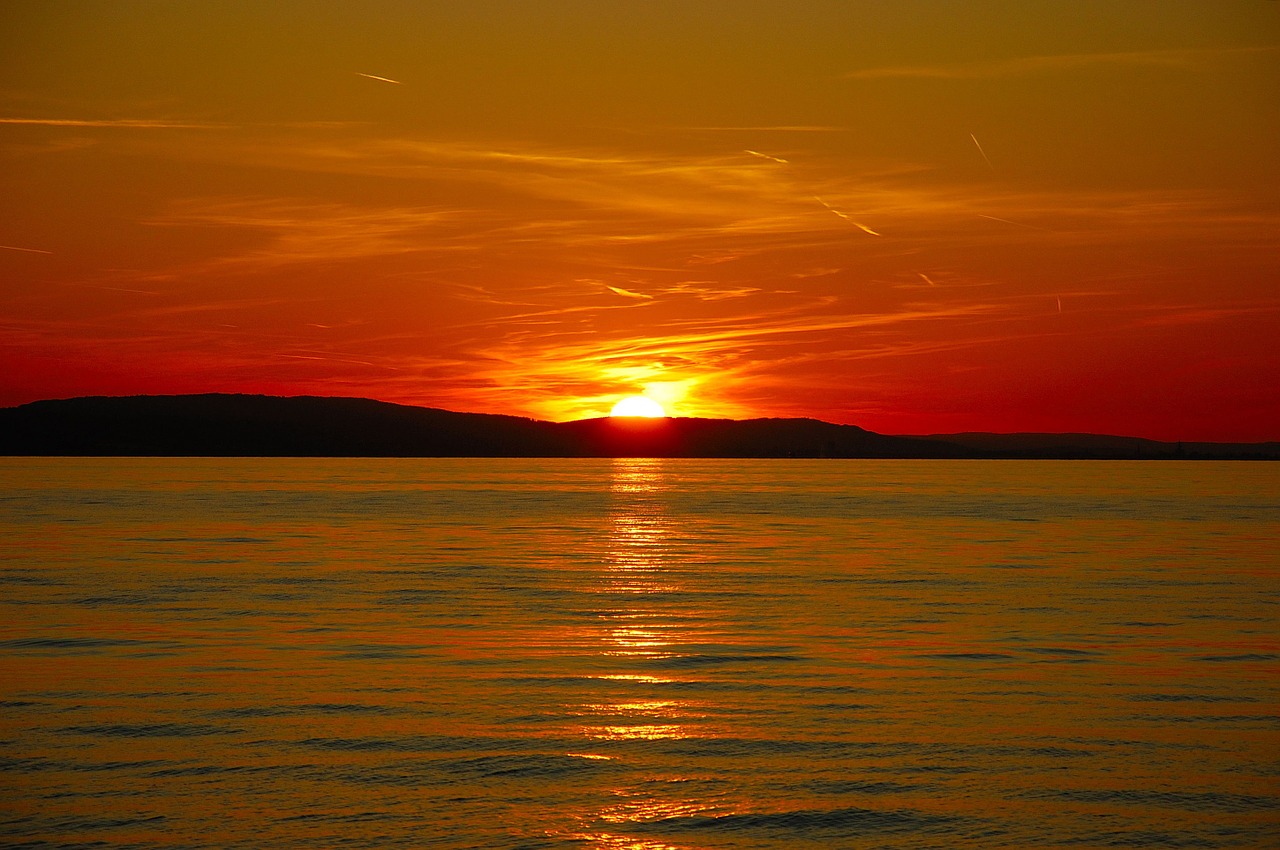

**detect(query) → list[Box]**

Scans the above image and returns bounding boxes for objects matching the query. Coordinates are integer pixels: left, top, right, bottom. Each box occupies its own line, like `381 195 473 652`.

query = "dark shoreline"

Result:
2 394 1276 460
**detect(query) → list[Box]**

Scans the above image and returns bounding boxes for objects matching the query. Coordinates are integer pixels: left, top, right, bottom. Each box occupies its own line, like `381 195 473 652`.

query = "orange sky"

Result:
2 1 1278 440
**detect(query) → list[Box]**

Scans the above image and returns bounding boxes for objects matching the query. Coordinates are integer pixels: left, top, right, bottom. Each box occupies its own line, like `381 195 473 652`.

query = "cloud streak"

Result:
146 199 464 273
843 45 1278 80
0 117 225 129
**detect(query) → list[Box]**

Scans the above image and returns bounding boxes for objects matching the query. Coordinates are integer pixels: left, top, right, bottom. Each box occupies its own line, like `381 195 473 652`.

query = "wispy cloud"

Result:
194 133 1238 259
600 283 654 301
452 284 1013 419
0 117 225 129
1133 301 1280 329
191 136 888 255
660 282 764 302
148 199 463 271
678 125 849 133
843 45 1277 80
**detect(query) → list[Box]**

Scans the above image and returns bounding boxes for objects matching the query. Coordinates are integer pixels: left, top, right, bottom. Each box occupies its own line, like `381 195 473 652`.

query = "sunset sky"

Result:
2 1 1278 440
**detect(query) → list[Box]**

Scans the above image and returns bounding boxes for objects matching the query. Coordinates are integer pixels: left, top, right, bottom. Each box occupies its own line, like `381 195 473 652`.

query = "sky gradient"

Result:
2 1 1278 440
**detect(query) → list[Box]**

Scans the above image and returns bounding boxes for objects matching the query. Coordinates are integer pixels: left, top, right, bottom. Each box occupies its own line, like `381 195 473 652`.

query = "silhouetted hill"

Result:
0 394 565 457
912 431 1280 460
559 416 965 458
0 394 962 458
0 394 1274 458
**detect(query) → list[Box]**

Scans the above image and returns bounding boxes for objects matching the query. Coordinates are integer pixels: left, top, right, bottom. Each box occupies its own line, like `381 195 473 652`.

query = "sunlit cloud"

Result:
454 291 1013 420
665 282 756 301
789 267 841 279
600 283 654 301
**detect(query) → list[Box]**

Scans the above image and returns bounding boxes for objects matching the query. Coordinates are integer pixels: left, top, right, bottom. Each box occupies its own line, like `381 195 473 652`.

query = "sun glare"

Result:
610 396 667 418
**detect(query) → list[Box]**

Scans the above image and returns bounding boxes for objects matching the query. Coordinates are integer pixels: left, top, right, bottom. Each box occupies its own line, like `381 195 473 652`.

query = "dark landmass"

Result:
908 431 1280 460
0 394 1275 459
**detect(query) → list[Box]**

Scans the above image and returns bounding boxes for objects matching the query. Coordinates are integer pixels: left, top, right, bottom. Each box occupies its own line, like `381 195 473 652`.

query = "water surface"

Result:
2 458 1277 848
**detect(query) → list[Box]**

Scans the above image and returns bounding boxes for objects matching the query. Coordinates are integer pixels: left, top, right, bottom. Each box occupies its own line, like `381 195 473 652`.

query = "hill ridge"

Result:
1 394 1275 459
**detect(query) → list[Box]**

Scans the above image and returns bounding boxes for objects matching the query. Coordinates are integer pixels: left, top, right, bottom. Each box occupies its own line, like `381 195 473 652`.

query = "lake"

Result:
1 458 1277 848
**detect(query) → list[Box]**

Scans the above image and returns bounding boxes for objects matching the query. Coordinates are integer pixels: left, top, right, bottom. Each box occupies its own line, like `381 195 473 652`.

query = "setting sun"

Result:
610 396 666 418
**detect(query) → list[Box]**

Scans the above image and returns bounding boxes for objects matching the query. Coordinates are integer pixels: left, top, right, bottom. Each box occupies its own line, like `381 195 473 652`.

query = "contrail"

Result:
0 244 52 254
740 150 878 234
814 197 881 236
67 283 159 294
1056 296 1062 313
976 213 1049 231
0 118 220 129
357 72 402 84
918 273 937 286
970 133 993 169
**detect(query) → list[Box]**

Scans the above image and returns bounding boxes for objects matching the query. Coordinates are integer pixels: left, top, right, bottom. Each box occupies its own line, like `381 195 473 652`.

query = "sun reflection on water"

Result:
604 458 677 591
566 459 736 846
597 458 686 672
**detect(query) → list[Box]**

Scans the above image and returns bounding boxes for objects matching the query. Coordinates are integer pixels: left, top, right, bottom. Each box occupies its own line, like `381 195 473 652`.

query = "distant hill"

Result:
0 394 1275 459
558 415 964 458
910 431 1280 460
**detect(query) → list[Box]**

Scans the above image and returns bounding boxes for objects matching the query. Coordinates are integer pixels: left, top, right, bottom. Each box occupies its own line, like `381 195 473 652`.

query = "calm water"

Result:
1 458 1277 849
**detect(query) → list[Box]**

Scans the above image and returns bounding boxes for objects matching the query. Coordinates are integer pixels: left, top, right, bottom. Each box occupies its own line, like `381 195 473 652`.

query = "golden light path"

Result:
557 458 736 848
609 396 667 418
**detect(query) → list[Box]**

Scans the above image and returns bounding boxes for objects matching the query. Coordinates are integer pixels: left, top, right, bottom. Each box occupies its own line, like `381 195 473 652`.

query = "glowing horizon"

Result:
1 2 1277 440
610 396 668 419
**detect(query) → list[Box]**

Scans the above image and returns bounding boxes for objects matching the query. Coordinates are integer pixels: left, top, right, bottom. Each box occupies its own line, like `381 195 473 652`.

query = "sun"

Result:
610 396 667 418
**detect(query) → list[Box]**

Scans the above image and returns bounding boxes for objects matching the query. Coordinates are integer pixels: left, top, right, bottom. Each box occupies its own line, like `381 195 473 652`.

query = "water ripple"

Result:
61 722 241 738
625 804 968 839
1020 787 1280 813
